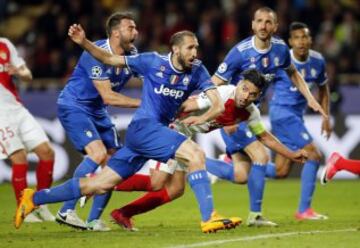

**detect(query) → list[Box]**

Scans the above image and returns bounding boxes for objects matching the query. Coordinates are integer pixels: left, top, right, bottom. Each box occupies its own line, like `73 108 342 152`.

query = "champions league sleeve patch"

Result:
218 63 227 73
91 66 103 78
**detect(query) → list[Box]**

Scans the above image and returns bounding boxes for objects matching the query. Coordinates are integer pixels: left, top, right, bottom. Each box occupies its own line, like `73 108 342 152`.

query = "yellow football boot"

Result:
15 189 37 229
201 211 241 233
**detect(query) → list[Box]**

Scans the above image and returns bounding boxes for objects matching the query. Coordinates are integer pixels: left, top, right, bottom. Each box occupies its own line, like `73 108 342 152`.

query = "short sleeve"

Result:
280 47 291 70
4 39 25 67
80 51 109 81
193 64 216 92
214 46 243 82
196 92 212 109
317 59 328 86
246 104 267 135
124 52 155 76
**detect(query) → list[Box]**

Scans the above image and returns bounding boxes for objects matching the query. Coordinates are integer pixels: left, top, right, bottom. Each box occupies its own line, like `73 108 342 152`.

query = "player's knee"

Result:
276 170 289 179
166 184 185 200
233 173 248 184
308 150 322 162
188 148 205 168
41 145 55 161
253 154 269 165
151 180 166 191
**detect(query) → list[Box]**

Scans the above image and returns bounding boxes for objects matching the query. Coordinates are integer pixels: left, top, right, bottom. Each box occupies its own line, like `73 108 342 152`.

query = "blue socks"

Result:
60 157 98 213
299 160 319 213
187 170 213 222
33 178 82 205
87 191 112 222
248 164 266 212
265 162 277 178
205 157 235 182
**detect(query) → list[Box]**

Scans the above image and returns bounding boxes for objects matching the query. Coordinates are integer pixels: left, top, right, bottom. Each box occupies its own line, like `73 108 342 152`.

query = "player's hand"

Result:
68 24 86 45
321 118 332 140
181 116 205 126
307 98 328 120
290 149 308 164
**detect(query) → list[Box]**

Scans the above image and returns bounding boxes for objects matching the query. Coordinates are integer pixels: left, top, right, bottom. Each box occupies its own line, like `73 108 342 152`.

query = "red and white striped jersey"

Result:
0 38 25 103
173 85 263 137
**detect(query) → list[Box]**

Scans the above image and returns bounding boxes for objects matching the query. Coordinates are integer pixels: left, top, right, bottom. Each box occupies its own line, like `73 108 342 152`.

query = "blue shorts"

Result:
58 104 121 153
270 105 312 151
107 118 187 179
220 122 257 156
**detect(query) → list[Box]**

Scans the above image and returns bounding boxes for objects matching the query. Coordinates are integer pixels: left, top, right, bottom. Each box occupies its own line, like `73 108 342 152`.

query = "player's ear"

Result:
273 22 279 33
172 45 180 55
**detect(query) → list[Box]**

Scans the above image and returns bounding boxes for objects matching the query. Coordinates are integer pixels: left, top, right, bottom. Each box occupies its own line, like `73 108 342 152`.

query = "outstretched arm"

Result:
257 131 308 164
68 24 125 67
286 64 328 119
319 83 331 139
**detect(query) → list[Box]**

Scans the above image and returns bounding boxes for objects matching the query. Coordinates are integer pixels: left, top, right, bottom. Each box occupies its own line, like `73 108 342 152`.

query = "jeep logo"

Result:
154 84 184 99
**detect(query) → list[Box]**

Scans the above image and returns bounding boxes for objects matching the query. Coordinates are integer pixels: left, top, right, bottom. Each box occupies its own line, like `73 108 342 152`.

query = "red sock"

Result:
120 188 171 217
337 157 360 174
36 160 54 190
114 174 153 192
12 163 28 205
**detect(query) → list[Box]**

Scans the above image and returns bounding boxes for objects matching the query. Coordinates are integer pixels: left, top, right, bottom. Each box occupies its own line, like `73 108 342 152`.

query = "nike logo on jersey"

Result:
154 84 184 99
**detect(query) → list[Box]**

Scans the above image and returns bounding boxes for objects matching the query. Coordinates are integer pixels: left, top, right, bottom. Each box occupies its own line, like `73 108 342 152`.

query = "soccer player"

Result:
0 37 55 222
109 69 308 231
55 12 141 231
268 22 331 220
15 25 241 233
209 7 327 226
321 153 360 184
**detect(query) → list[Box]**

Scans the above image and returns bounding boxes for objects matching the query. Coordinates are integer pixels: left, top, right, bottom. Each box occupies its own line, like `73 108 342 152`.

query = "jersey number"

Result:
0 127 15 141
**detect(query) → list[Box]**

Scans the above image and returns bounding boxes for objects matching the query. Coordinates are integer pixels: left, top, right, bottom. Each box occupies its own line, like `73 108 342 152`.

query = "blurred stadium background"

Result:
0 0 359 183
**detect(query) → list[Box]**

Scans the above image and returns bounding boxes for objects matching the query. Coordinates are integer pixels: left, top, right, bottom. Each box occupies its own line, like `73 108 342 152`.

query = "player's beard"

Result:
177 54 192 72
119 33 133 53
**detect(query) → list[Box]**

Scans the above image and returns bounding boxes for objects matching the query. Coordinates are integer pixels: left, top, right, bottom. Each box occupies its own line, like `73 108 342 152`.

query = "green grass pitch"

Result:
1 179 359 248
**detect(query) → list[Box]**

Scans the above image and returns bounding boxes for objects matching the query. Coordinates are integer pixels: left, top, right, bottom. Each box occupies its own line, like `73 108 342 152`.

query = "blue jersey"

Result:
271 49 327 111
125 52 215 125
215 35 291 103
58 39 136 116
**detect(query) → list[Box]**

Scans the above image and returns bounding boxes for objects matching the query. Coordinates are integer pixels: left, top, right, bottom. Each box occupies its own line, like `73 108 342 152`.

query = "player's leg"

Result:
29 142 56 221
57 105 108 228
111 165 186 231
243 140 277 227
85 147 119 231
175 139 241 232
125 119 240 232
295 142 328 220
321 153 360 184
273 154 292 178
15 145 140 229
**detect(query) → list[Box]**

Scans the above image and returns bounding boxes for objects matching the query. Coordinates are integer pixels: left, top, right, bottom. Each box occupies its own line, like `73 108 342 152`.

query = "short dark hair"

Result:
169 30 196 50
241 69 267 92
254 7 278 23
289 21 310 35
105 12 135 37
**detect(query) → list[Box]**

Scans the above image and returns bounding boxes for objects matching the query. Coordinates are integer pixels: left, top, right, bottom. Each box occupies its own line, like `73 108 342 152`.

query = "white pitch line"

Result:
168 228 358 248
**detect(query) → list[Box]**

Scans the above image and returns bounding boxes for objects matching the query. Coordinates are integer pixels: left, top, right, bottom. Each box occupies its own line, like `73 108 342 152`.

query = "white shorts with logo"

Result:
0 107 49 159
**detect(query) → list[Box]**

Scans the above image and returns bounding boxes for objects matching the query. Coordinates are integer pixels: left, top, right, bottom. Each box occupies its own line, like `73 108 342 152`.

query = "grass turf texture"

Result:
0 180 359 248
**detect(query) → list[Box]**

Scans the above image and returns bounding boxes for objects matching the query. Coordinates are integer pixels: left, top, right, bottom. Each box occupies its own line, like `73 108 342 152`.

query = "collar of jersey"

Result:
168 53 183 74
290 49 309 64
251 36 272 54
106 39 114 54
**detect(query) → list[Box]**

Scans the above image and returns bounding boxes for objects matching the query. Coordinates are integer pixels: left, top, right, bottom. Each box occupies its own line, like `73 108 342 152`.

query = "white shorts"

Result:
0 107 49 159
136 159 186 175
